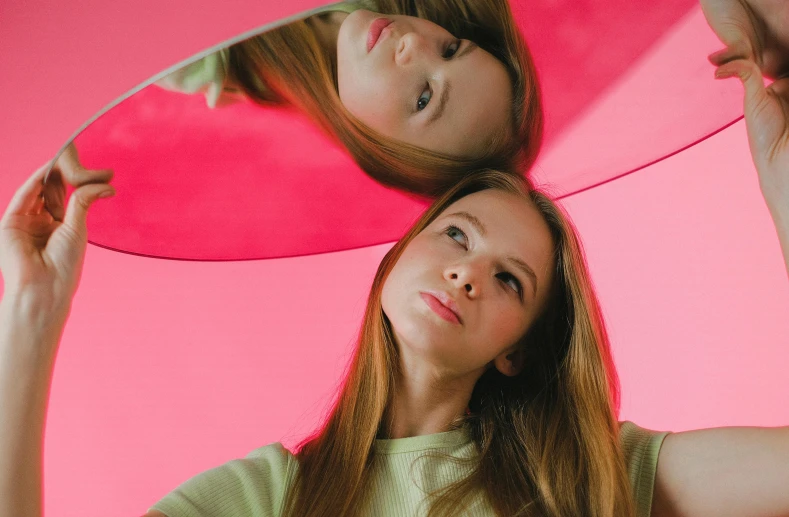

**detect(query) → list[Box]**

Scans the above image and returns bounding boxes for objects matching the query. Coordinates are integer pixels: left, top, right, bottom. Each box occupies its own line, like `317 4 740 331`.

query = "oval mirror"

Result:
48 0 742 260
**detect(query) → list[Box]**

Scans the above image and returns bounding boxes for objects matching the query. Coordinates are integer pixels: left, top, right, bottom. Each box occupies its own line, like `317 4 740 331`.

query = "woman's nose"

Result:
395 32 424 66
446 264 481 297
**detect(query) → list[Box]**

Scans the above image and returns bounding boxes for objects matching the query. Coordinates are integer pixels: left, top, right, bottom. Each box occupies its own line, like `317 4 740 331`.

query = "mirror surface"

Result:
55 0 742 260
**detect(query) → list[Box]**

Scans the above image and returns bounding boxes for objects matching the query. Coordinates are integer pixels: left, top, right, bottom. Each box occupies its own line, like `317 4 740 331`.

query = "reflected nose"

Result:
395 32 425 66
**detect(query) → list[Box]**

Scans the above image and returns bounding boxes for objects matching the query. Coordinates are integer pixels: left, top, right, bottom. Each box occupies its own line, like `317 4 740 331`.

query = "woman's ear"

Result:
493 347 525 377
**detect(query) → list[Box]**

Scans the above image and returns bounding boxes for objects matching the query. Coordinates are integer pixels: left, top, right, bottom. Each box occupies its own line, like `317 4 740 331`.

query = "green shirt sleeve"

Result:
155 49 230 109
152 1 364 109
619 420 670 517
148 442 294 517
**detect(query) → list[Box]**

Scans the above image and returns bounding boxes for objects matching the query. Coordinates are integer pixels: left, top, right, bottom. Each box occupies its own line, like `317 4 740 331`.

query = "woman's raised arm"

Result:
649 32 789 517
0 153 114 517
716 55 789 276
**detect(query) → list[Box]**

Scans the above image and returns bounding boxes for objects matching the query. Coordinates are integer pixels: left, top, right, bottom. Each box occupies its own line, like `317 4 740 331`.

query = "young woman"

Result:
156 0 543 196
1 45 787 516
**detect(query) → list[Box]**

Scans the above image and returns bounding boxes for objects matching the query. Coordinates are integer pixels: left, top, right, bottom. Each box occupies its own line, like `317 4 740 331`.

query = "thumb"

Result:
62 183 115 236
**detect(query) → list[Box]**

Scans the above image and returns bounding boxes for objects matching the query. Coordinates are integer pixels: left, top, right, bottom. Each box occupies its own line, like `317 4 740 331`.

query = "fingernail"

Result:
99 189 116 199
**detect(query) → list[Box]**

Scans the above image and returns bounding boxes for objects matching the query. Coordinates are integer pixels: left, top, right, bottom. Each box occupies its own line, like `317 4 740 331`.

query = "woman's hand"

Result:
701 0 789 80
715 59 789 279
716 60 789 208
0 146 114 327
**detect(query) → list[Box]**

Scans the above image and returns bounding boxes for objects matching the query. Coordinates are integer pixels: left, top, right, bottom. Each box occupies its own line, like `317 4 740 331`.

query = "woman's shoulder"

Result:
243 441 297 477
618 421 671 517
618 420 670 474
147 442 296 517
619 420 669 441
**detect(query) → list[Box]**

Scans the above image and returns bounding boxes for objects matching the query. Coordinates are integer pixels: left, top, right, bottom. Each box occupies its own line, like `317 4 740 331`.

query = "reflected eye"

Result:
497 272 523 299
445 225 467 247
416 41 461 112
417 85 431 111
443 40 461 59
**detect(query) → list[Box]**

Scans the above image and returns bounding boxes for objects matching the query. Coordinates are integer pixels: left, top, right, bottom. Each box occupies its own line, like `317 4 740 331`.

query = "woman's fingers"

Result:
61 183 115 236
43 167 67 222
2 161 52 219
42 150 114 222
51 143 113 185
708 40 755 66
57 164 114 188
715 58 767 104
715 57 789 209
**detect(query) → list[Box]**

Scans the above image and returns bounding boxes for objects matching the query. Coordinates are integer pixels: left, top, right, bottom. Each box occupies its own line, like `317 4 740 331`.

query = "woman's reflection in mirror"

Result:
159 0 542 197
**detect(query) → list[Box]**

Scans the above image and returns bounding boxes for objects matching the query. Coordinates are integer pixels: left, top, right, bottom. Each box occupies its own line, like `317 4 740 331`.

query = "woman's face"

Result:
336 10 513 158
381 189 555 379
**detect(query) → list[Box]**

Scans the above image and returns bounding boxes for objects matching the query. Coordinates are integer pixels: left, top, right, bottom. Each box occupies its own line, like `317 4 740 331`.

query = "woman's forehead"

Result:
440 189 528 221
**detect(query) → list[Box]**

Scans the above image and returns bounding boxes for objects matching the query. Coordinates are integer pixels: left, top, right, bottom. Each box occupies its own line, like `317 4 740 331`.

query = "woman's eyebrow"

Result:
446 211 486 235
427 41 479 125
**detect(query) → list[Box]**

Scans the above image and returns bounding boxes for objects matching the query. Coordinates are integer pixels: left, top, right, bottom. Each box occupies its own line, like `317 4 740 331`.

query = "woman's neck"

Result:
384 364 478 439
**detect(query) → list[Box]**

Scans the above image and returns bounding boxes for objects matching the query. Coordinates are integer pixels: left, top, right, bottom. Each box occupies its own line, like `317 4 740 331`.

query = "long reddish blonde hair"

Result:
283 170 635 516
226 0 543 196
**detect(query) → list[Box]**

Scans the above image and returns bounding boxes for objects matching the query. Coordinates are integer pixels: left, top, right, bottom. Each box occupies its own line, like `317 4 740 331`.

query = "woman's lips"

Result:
420 292 461 325
367 17 393 52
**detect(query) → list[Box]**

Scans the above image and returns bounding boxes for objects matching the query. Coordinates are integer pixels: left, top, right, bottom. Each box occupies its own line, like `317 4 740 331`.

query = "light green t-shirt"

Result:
149 421 668 517
155 2 364 108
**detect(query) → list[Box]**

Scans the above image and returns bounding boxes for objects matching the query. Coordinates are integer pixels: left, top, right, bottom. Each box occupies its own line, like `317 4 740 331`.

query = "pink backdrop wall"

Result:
1 1 787 516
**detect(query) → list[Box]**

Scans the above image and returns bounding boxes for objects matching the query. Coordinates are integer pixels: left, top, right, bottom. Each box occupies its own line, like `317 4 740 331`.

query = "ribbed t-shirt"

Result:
149 420 668 517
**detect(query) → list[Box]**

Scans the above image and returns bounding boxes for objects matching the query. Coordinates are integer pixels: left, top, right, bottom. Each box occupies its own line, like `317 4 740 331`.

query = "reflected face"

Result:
381 190 555 379
336 10 513 158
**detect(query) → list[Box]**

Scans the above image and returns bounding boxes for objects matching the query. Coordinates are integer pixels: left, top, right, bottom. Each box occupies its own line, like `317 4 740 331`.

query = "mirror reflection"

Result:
52 0 736 260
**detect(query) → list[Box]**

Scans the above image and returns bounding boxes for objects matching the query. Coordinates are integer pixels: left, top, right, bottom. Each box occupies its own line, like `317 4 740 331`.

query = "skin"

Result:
701 0 789 80
381 190 556 439
335 9 513 158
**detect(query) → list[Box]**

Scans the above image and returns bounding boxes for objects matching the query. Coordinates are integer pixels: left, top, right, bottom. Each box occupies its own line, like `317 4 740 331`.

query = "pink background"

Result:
1 1 787 516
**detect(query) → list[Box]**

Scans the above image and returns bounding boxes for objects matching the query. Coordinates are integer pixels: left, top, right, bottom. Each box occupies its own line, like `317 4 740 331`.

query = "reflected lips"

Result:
367 17 393 52
420 292 461 325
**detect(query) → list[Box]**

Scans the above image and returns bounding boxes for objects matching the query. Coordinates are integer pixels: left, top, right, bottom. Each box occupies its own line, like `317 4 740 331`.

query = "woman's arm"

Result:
0 157 115 517
651 427 789 517
0 299 65 517
650 26 789 517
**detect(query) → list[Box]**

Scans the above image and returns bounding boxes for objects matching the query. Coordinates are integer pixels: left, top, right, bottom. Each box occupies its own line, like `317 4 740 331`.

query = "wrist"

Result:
0 290 70 342
764 196 789 228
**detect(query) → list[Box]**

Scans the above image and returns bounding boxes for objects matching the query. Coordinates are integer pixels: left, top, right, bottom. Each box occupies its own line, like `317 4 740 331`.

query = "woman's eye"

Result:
445 225 467 247
416 41 460 112
497 272 523 299
417 86 431 111
444 40 461 59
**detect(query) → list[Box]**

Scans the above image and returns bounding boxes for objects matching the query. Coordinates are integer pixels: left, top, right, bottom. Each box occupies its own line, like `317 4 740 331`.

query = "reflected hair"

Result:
226 0 543 197
282 170 635 516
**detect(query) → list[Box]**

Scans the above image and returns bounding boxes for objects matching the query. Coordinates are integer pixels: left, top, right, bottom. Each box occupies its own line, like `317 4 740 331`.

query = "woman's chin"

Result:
392 321 462 360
